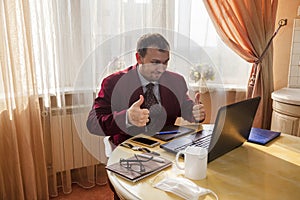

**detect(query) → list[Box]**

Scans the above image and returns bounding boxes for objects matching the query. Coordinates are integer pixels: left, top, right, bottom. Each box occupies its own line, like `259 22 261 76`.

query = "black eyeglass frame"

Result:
119 154 153 173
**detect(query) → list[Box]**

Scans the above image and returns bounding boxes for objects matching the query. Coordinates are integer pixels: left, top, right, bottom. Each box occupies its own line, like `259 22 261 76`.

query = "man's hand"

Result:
128 95 150 127
192 92 206 122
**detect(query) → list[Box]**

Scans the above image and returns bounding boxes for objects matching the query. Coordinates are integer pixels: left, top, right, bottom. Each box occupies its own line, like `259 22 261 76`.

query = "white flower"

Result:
189 63 215 82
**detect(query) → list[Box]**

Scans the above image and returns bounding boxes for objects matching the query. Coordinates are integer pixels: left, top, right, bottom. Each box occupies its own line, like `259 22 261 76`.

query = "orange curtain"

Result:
203 0 278 128
0 0 48 199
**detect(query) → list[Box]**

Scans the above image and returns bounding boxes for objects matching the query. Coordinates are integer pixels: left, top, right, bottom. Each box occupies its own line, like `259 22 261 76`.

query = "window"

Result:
13 0 250 100
174 0 251 87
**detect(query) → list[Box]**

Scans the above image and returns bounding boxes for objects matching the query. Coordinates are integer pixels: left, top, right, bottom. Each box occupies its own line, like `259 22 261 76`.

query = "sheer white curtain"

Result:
39 0 250 126
31 0 110 196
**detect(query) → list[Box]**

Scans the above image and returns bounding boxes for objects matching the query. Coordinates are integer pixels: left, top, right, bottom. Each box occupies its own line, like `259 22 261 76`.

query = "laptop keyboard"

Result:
175 134 211 151
160 127 214 154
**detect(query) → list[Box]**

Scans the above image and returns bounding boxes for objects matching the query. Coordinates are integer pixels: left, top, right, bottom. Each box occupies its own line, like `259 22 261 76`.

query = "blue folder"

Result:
248 127 281 145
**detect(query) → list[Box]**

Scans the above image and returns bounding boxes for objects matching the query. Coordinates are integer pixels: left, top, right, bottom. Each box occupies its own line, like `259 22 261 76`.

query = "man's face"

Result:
137 48 169 81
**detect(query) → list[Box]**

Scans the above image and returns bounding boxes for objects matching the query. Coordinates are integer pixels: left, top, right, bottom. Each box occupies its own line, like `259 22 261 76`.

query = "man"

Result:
87 33 206 146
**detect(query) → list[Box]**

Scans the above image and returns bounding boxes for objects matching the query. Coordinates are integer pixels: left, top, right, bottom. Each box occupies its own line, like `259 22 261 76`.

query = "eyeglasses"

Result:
119 154 153 174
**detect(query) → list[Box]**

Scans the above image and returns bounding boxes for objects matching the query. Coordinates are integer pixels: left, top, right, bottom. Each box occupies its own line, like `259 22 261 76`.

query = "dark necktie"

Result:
144 83 158 109
143 83 162 129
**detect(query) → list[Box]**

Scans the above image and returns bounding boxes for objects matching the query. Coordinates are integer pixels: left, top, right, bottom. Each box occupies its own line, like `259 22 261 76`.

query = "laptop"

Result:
160 96 261 162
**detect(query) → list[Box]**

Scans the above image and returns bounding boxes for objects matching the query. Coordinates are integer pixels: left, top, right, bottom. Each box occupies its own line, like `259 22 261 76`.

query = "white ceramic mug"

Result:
175 146 208 180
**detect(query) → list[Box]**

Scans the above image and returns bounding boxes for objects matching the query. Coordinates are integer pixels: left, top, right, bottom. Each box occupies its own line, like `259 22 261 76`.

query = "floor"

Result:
50 183 115 200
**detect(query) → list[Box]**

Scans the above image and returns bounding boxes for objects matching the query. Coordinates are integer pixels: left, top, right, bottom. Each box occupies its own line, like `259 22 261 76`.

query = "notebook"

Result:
160 96 261 162
248 127 281 145
152 125 196 141
106 153 172 182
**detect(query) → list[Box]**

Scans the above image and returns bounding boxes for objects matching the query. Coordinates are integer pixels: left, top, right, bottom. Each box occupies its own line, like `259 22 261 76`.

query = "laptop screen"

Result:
207 96 261 161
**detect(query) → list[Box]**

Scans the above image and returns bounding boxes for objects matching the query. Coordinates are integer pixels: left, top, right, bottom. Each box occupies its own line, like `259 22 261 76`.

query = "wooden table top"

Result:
107 133 300 200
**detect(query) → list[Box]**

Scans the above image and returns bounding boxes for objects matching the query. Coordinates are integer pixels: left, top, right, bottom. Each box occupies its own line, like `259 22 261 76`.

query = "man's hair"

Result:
136 33 170 57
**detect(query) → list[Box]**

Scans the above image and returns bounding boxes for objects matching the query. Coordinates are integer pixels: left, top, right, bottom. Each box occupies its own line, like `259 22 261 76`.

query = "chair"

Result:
103 136 113 158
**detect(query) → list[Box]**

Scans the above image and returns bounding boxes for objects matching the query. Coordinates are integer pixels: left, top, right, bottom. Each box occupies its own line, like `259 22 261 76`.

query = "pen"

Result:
157 130 179 135
137 154 165 163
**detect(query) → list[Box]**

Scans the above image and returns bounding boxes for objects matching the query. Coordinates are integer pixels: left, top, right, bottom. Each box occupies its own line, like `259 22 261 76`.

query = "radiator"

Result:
42 104 107 173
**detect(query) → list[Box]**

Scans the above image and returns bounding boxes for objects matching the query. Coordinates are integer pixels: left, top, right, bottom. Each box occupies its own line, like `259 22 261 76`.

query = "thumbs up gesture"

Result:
128 95 150 127
192 92 206 122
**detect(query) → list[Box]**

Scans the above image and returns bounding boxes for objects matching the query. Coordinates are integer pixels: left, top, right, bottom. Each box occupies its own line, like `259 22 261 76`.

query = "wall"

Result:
288 18 300 87
273 0 300 90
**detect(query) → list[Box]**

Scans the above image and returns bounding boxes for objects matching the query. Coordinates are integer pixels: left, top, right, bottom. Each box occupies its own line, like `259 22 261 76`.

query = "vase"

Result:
198 77 208 94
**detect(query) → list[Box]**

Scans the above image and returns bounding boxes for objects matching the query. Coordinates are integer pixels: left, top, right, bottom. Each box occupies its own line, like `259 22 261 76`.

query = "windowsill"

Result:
189 82 247 93
37 83 246 97
37 87 96 97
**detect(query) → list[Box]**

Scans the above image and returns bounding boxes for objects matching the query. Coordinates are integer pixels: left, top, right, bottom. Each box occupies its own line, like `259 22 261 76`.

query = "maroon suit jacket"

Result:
87 64 196 145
